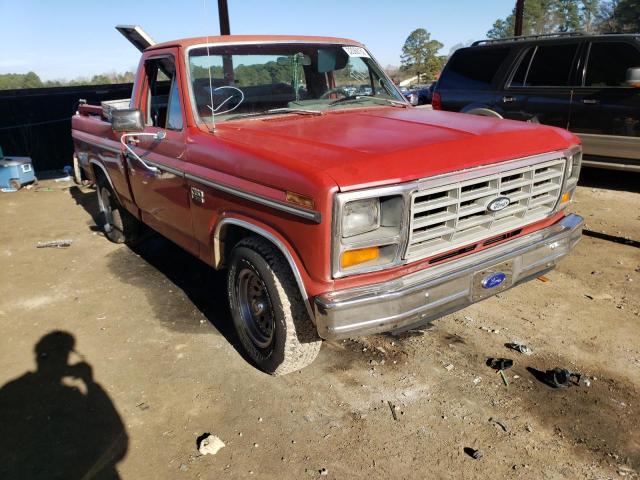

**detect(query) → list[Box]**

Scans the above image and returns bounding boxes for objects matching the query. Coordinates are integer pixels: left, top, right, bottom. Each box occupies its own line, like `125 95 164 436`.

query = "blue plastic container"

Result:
0 157 36 189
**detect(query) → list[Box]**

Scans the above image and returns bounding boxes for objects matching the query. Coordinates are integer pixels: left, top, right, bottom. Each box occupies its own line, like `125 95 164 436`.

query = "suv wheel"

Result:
227 236 321 375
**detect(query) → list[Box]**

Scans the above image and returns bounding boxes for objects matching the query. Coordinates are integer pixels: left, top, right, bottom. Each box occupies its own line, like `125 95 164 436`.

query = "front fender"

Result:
212 213 320 322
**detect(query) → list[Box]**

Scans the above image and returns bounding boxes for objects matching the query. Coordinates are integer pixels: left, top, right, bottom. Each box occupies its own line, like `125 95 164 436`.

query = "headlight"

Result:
334 193 406 277
342 198 380 237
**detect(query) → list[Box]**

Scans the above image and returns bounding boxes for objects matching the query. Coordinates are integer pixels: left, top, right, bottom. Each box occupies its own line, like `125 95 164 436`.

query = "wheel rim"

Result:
99 187 114 232
236 267 275 349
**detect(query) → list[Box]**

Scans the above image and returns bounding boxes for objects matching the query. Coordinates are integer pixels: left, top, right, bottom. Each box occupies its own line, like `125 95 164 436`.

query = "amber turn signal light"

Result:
286 191 314 209
560 191 571 204
341 247 379 269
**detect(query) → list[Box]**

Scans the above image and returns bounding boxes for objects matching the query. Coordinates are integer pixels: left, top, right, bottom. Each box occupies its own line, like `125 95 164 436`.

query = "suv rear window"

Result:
586 42 640 87
512 43 578 87
439 47 510 90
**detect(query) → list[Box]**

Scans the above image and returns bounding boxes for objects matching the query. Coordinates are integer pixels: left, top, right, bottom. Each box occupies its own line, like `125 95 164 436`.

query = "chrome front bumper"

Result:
314 214 583 340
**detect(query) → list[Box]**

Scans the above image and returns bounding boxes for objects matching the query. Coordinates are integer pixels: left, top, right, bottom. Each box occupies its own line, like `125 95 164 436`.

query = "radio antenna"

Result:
204 0 217 133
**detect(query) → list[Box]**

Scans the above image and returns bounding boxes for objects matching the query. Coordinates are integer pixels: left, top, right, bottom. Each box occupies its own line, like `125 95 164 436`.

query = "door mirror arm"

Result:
119 131 166 174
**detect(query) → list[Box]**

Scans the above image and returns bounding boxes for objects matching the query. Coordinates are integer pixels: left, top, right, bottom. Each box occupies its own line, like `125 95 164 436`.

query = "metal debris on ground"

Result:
544 368 583 388
465 448 483 460
387 401 398 421
36 239 73 248
585 293 613 301
505 341 534 355
197 434 225 455
537 275 550 282
486 358 513 370
444 363 454 371
486 357 513 387
488 417 508 432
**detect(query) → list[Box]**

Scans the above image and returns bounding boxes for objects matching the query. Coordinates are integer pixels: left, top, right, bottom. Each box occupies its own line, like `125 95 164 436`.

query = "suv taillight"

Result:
432 91 442 110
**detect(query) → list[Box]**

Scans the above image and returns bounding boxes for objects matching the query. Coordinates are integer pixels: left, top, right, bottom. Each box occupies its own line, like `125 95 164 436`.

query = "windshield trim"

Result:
183 42 408 128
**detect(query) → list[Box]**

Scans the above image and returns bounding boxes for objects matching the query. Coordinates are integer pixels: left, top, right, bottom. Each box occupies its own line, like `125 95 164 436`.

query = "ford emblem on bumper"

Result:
487 196 511 212
481 272 507 289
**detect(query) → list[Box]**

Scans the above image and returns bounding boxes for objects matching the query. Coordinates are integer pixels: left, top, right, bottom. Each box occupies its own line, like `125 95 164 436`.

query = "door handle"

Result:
502 96 516 103
582 99 599 105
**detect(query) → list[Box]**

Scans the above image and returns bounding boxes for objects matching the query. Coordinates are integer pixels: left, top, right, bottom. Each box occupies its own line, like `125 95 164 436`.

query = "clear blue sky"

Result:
1 0 513 80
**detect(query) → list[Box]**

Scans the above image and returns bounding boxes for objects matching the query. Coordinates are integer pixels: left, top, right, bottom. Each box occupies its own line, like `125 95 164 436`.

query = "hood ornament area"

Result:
486 196 511 212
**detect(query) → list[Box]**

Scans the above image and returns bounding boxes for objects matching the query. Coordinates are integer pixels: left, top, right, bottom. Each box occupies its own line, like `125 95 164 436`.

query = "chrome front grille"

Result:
405 158 566 262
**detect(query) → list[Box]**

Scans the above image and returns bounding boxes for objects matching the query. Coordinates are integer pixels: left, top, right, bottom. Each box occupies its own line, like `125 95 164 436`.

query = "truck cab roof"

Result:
147 34 364 51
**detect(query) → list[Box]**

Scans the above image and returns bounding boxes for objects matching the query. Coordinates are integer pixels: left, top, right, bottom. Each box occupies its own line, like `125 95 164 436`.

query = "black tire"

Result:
96 177 141 244
227 236 321 375
9 179 20 190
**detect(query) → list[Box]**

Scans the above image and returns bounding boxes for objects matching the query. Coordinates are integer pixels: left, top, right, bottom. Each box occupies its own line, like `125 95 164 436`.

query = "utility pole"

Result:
218 0 231 35
514 0 525 36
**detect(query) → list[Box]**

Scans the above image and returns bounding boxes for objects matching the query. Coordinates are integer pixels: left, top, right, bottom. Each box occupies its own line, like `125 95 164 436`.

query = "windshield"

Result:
187 43 406 123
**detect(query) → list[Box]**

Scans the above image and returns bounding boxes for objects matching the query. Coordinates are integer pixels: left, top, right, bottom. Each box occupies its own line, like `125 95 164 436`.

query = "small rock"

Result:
253 443 259 448
198 434 225 456
179 463 188 472
444 363 454 371
319 467 329 476
472 377 482 385
258 417 263 422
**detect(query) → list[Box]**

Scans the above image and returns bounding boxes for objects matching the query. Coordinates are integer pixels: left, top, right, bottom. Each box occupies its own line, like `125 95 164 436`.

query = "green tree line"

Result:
0 71 136 91
488 0 640 39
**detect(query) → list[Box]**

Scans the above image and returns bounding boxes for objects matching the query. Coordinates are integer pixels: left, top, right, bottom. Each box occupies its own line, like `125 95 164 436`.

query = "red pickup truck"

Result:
72 34 584 375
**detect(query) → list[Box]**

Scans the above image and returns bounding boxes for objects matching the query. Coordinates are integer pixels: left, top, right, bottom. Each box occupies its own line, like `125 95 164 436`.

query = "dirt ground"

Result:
0 168 639 479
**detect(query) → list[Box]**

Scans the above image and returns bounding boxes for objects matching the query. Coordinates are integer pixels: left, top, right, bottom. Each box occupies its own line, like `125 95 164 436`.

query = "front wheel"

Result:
227 236 321 375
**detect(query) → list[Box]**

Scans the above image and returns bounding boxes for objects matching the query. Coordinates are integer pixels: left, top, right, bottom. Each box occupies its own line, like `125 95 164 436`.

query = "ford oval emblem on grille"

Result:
482 272 507 289
487 196 511 212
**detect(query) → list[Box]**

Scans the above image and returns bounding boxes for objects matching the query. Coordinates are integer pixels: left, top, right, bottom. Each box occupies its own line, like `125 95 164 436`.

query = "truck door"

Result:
569 40 640 163
125 52 198 254
501 42 581 128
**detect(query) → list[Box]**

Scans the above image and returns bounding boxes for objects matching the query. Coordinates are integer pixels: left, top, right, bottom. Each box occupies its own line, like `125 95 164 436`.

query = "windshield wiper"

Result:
328 95 408 108
227 108 323 120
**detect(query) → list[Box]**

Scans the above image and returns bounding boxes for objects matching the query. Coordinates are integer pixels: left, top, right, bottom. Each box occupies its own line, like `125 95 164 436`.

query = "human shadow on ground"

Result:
0 331 128 480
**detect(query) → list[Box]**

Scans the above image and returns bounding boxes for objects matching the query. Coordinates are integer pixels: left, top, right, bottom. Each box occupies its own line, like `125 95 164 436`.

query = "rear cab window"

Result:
438 47 511 90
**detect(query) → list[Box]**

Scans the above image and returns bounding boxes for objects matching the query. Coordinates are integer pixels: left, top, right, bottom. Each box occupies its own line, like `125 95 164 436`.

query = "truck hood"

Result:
217 107 577 191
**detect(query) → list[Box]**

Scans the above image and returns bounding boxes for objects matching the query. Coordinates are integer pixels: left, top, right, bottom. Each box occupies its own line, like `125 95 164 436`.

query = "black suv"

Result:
433 33 640 172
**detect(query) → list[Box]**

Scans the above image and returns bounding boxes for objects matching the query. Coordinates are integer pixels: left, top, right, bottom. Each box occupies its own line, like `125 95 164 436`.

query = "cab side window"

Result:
585 42 640 87
144 56 184 130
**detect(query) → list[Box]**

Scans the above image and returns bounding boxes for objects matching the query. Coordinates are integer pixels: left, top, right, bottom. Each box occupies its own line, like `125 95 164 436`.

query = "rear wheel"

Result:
96 177 141 244
227 236 321 375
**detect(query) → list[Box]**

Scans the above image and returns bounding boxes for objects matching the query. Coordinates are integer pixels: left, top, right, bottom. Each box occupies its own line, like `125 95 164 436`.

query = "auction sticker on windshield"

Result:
343 46 370 58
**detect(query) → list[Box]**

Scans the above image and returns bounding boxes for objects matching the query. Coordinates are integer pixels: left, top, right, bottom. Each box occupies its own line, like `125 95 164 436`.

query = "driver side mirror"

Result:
626 67 640 88
111 109 145 132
